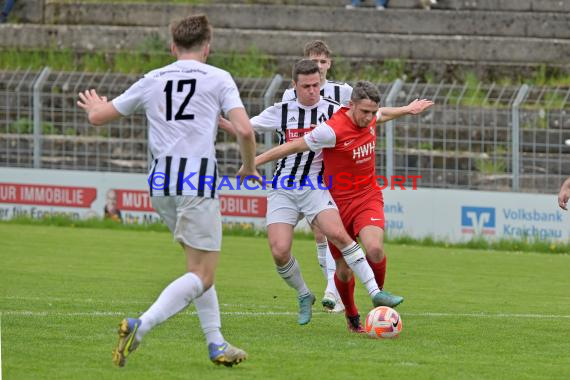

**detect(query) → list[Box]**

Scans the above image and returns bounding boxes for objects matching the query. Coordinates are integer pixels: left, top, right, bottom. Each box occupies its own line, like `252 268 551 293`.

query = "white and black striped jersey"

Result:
282 80 353 105
251 96 340 186
112 59 244 198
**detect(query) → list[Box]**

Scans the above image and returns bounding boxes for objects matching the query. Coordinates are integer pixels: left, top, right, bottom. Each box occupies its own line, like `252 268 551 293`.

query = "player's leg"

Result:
359 225 386 287
194 286 247 366
311 222 328 279
0 0 15 23
310 222 343 312
302 189 380 301
346 0 362 9
268 222 315 325
113 196 246 367
138 244 218 335
267 188 315 324
175 195 246 365
112 196 176 367
310 207 380 300
358 226 403 308
134 196 220 336
333 258 365 333
353 193 403 308
113 243 216 367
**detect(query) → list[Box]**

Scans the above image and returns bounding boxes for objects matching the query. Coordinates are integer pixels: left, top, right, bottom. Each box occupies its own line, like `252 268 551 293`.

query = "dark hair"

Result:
303 40 332 58
292 59 320 82
171 15 212 51
351 81 381 104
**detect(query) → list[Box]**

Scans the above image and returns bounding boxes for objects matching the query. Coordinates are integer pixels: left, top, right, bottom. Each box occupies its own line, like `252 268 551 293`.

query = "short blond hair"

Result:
303 40 332 58
171 14 212 51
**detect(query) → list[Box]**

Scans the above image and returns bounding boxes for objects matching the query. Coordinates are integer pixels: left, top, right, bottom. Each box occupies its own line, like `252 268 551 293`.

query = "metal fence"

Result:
1 68 569 193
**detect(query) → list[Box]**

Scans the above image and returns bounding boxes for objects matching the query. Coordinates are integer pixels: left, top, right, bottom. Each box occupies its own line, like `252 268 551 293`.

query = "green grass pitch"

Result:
1 224 570 379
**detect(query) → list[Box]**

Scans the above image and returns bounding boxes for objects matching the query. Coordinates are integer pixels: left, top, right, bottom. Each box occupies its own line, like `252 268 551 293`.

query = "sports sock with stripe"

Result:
276 255 311 298
136 272 204 340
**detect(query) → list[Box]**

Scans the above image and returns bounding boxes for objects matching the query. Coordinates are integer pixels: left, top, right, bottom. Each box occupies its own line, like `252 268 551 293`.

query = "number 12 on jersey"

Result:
164 79 196 121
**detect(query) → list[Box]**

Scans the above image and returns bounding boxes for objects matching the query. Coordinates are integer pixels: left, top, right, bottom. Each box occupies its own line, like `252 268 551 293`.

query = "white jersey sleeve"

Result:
112 77 148 116
219 72 245 113
281 88 296 102
304 122 336 151
339 83 353 106
250 105 280 132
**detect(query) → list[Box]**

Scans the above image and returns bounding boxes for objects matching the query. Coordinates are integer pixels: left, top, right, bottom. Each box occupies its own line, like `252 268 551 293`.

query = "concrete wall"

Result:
3 0 569 67
12 0 44 23
44 3 570 39
216 0 570 12
2 24 568 64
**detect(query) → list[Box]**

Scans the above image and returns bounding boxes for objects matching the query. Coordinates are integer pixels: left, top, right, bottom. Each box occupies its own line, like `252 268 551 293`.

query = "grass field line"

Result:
2 310 570 319
1 296 290 310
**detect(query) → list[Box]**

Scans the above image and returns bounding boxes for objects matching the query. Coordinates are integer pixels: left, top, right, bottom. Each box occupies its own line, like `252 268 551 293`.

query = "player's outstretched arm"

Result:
227 107 260 180
377 98 434 123
237 137 309 183
557 177 570 210
255 138 310 167
77 89 122 126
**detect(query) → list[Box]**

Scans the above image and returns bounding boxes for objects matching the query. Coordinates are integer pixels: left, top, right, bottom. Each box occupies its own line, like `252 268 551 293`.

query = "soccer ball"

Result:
365 306 402 338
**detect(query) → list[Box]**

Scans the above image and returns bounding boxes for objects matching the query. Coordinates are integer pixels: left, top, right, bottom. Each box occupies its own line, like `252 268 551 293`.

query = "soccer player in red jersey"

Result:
248 81 433 331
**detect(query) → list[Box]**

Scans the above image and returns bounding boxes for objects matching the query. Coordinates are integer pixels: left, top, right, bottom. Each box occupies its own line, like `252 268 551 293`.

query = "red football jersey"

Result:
311 107 380 201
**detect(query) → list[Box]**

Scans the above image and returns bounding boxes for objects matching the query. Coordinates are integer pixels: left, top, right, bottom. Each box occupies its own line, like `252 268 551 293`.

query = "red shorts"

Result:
328 190 384 260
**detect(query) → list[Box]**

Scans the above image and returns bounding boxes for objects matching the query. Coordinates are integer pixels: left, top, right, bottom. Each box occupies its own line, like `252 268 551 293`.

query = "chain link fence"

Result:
1 68 569 193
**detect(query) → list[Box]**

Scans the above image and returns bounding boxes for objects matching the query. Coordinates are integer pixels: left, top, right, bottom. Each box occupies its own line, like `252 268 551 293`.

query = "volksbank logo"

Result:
461 206 496 235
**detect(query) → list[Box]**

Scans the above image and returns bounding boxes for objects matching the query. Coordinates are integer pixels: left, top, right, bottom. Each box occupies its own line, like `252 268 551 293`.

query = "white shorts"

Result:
266 187 338 226
151 195 222 251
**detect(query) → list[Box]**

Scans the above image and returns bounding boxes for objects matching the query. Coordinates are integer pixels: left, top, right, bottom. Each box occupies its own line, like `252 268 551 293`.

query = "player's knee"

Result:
191 270 214 290
366 245 385 262
269 239 290 255
269 241 292 265
324 228 352 248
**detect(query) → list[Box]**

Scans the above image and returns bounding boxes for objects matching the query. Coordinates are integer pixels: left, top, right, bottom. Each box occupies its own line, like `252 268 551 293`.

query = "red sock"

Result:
367 255 387 289
334 273 358 317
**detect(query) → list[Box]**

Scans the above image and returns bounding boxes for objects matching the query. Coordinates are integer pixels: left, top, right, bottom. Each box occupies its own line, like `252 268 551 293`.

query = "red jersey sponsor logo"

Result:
352 141 376 160
0 183 97 208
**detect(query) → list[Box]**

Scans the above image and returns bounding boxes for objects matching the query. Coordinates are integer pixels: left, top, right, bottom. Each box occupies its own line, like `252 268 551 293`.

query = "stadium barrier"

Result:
1 167 567 242
1 69 569 194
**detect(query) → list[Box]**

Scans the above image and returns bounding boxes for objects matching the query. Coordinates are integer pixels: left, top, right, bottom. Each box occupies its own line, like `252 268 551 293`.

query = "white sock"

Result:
324 246 339 298
194 285 224 346
276 256 310 298
316 241 328 279
341 242 379 297
136 272 204 340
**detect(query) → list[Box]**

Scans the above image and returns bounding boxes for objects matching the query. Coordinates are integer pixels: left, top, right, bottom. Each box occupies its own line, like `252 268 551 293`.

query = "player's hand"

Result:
237 165 262 186
77 89 108 113
406 99 434 115
218 116 237 136
558 189 569 210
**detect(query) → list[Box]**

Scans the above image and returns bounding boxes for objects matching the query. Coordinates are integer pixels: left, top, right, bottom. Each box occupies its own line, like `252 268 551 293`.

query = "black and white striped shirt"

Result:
112 60 243 198
147 156 218 198
282 80 353 105
251 97 340 186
